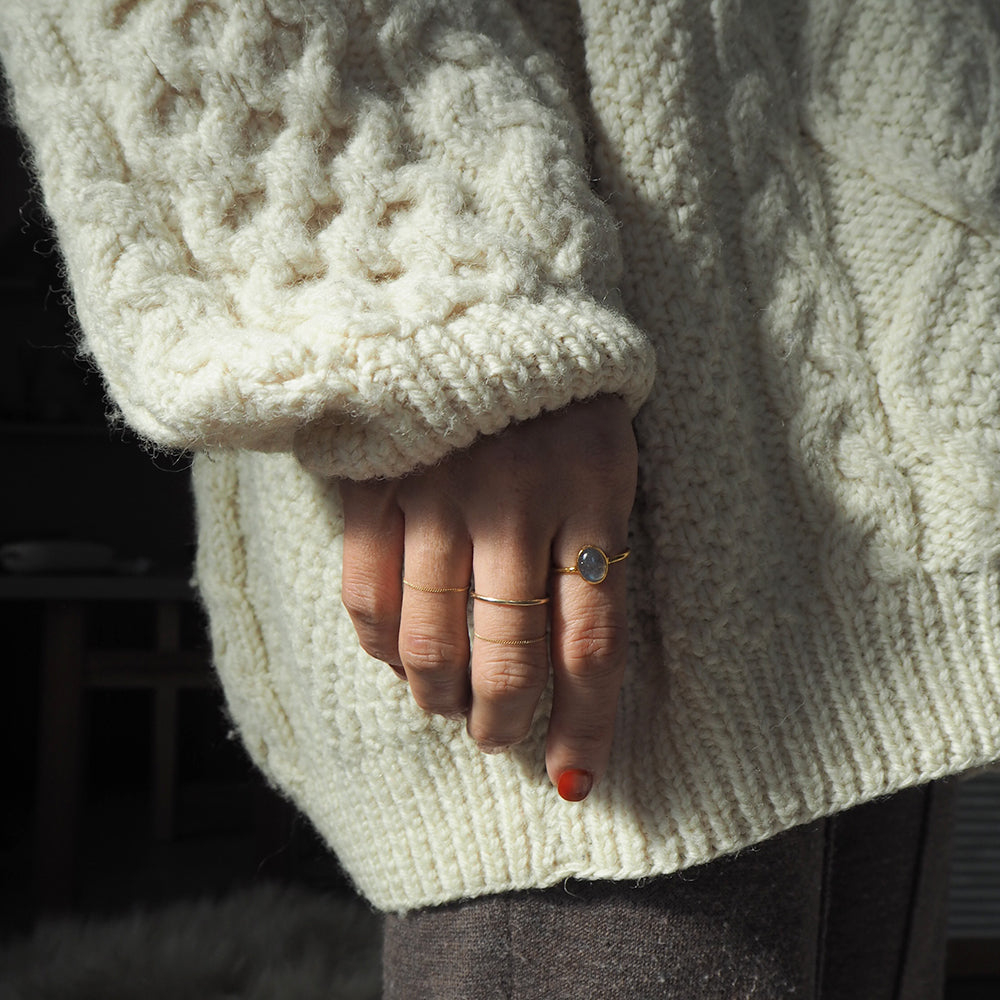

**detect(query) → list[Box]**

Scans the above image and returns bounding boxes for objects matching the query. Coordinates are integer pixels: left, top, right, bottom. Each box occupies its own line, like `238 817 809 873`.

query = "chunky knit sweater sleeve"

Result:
0 0 655 479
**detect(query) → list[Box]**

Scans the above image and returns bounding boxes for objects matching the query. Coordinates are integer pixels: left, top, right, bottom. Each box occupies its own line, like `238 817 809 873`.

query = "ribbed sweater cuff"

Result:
288 291 655 480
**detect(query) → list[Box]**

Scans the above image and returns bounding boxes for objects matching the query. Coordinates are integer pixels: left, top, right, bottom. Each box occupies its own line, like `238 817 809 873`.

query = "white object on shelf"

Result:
0 540 115 574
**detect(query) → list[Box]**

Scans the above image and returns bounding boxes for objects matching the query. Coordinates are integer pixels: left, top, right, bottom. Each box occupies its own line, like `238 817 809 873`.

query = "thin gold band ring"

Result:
471 591 550 607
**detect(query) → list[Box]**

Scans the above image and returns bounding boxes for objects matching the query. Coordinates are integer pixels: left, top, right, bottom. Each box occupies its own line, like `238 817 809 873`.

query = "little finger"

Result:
339 480 405 672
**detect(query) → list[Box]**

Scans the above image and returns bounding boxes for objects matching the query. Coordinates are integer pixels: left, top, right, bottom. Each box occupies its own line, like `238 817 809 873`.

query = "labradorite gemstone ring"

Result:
552 545 630 584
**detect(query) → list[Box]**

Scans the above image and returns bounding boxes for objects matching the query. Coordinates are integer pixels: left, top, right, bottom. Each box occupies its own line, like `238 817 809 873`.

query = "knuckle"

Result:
400 631 468 675
467 722 531 751
341 579 395 631
411 686 463 716
475 658 547 701
342 583 399 664
357 636 396 665
559 621 627 676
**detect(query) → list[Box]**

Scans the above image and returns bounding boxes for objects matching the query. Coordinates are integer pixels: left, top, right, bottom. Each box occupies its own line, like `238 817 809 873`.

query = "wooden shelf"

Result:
0 575 196 601
0 420 110 437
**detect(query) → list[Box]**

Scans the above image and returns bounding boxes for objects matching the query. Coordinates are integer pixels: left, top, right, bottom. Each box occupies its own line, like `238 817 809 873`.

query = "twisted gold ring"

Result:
472 632 547 646
402 580 470 595
552 545 630 585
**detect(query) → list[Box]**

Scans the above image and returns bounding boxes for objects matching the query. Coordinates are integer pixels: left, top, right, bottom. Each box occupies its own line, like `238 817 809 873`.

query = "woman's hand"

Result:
338 395 637 800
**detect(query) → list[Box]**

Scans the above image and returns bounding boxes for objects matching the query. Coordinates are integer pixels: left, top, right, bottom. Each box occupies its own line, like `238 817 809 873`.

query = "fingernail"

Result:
557 769 593 802
475 740 509 756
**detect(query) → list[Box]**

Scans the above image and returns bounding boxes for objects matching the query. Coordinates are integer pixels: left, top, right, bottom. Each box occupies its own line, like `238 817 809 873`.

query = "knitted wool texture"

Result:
1 0 654 478
3 0 999 912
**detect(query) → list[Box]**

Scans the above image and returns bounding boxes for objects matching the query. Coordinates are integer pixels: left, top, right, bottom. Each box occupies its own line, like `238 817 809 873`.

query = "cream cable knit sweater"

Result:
3 0 999 912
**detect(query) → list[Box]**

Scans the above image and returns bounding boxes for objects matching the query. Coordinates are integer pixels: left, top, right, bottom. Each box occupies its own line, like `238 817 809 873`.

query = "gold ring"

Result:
552 546 630 585
402 579 470 595
471 591 550 607
472 632 547 646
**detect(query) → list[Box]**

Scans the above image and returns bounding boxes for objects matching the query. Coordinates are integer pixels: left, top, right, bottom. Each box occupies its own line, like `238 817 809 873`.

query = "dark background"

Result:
0 86 348 939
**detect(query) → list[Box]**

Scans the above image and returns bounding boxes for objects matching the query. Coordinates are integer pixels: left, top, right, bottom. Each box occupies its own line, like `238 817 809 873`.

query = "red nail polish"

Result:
557 769 593 802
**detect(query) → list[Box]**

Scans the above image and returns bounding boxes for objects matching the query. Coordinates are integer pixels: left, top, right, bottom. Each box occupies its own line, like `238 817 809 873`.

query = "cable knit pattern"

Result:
4 0 1000 913
0 0 654 478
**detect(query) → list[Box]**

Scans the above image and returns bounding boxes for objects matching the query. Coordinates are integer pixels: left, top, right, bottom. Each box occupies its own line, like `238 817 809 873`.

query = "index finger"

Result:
546 541 630 801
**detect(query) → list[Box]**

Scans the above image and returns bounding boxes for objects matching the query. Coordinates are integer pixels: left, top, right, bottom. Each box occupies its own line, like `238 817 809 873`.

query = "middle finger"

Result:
466 541 552 752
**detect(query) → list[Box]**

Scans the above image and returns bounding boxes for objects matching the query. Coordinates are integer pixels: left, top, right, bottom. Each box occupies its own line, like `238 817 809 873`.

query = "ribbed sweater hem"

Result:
203 538 999 913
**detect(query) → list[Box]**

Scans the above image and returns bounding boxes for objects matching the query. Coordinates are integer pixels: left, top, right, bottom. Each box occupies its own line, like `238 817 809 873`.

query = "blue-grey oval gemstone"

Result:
577 546 608 584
